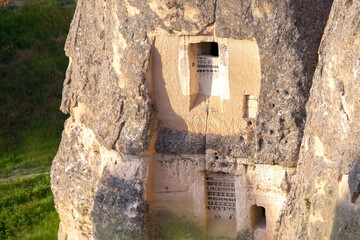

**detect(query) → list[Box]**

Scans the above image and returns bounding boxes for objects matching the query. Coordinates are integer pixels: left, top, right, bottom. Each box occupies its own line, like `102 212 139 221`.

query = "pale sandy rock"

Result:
277 0 360 239
49 0 358 239
51 117 148 240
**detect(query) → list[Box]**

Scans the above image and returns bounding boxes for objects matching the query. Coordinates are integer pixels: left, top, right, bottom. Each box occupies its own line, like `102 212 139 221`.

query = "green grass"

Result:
0 0 75 239
0 174 60 240
0 0 74 171
0 128 60 178
152 211 204 240
152 211 237 240
0 0 74 151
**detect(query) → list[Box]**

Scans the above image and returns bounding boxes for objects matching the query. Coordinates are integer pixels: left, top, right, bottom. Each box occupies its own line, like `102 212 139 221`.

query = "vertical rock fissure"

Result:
213 0 217 24
204 99 210 152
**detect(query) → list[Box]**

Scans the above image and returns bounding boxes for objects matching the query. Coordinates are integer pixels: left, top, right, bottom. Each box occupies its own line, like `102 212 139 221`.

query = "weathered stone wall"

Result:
51 118 148 240
51 0 338 239
153 36 261 156
148 152 293 239
59 0 333 166
277 1 360 239
216 0 333 166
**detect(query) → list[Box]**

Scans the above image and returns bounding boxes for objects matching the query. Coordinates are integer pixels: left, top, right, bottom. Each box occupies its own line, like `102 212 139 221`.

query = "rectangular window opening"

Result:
194 42 219 57
189 41 220 109
210 42 219 57
251 205 266 229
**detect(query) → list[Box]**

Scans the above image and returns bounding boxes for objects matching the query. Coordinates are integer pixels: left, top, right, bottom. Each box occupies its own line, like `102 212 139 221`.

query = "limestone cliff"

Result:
49 0 358 239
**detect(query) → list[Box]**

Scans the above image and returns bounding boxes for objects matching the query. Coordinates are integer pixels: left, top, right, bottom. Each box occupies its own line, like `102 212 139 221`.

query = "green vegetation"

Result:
0 175 59 239
0 0 74 155
305 198 311 210
0 0 75 239
152 211 236 240
152 211 204 240
0 128 60 179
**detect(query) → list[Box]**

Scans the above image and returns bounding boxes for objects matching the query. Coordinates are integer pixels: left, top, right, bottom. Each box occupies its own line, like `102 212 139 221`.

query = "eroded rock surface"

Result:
49 0 360 239
52 118 148 240
277 1 360 239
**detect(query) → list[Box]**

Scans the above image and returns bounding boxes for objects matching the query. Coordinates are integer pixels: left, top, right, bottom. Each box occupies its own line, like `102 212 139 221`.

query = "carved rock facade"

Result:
51 0 359 239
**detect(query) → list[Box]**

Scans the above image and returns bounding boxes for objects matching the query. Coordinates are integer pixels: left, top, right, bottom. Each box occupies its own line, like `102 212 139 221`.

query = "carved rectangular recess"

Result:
206 173 236 219
188 41 227 109
243 95 258 119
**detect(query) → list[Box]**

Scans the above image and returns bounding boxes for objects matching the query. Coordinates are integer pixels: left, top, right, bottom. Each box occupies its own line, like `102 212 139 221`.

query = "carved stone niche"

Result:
152 35 261 154
149 34 289 240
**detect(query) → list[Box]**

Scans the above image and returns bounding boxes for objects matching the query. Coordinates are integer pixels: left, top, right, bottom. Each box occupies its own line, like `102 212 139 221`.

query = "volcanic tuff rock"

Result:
277 0 360 239
58 0 332 166
50 0 359 239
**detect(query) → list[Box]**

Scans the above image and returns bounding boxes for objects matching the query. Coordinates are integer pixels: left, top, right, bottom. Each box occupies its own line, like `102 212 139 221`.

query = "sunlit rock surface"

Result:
277 1 360 239
50 0 359 239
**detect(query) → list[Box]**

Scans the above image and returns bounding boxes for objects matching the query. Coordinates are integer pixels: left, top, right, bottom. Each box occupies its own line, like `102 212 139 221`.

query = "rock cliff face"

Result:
277 0 360 239
51 0 359 239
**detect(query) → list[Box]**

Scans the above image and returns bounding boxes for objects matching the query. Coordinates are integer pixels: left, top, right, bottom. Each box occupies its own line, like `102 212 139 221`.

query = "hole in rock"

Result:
189 42 220 109
251 205 266 229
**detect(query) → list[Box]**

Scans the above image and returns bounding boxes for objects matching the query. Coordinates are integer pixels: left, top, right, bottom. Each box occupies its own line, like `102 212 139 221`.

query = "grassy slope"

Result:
0 175 59 240
0 0 75 239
